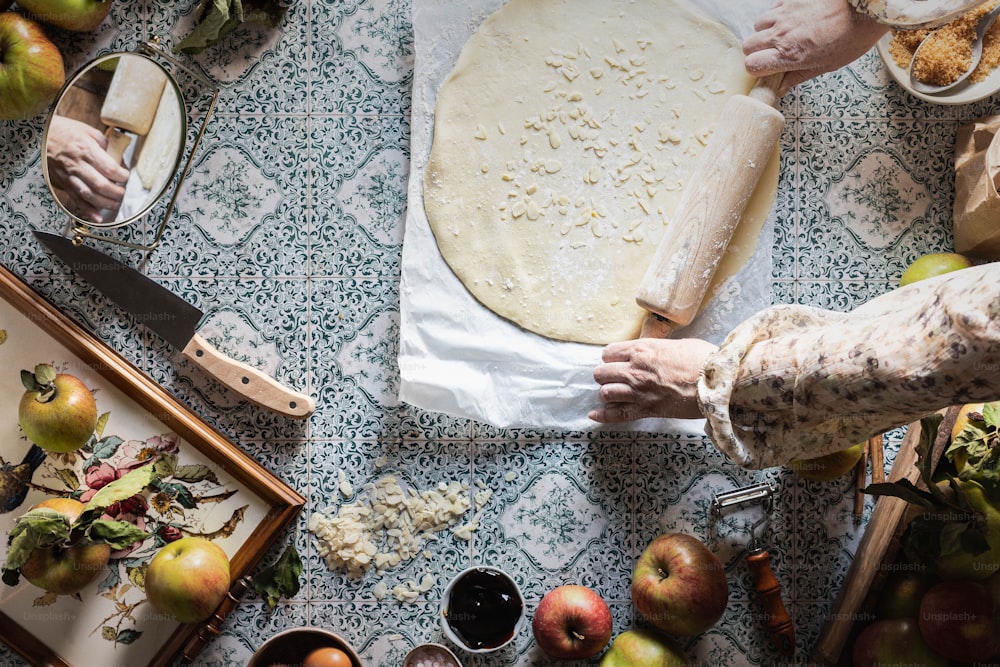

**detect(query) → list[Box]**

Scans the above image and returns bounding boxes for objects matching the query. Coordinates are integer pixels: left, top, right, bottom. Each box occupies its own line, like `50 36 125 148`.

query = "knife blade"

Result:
33 231 315 419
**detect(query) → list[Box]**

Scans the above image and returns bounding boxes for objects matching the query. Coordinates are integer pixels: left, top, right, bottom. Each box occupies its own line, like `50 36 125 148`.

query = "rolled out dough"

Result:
423 0 779 344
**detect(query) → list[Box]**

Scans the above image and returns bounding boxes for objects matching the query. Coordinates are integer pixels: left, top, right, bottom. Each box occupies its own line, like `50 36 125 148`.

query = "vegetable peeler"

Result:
710 483 795 657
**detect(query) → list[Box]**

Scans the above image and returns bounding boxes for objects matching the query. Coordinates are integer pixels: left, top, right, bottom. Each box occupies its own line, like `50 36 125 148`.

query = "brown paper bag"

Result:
954 115 1000 259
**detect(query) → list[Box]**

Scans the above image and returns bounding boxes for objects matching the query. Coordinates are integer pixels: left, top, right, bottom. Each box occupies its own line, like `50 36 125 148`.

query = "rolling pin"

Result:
100 56 168 164
636 73 784 338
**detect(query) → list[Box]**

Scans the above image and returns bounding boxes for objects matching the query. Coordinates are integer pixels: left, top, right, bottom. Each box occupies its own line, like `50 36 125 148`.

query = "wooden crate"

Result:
810 407 960 665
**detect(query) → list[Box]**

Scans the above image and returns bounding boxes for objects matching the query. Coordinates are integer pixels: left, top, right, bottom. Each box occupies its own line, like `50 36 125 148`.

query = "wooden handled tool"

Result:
747 547 795 656
636 73 784 338
711 482 795 656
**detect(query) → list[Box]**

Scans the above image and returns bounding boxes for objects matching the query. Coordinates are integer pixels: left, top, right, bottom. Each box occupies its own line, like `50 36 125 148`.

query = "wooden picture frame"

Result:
0 263 304 667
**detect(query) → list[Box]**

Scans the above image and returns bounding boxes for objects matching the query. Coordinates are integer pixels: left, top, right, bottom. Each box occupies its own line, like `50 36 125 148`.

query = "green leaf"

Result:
253 543 302 611
115 629 142 645
33 364 56 385
86 520 149 550
947 400 1000 489
77 462 159 526
20 369 37 392
173 0 287 54
95 412 110 439
3 509 72 573
82 435 124 471
173 0 237 55
172 463 219 485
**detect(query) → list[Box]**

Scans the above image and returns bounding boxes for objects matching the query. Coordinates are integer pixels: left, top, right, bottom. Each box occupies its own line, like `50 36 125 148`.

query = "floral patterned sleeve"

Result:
698 263 1000 469
848 0 990 27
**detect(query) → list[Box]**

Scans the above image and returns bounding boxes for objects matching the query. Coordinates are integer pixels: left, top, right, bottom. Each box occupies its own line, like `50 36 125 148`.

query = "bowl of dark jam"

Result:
439 566 524 653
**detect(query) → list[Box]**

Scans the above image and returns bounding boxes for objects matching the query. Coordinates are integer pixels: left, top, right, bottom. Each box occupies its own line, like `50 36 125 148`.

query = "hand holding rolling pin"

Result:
742 0 890 94
45 115 130 224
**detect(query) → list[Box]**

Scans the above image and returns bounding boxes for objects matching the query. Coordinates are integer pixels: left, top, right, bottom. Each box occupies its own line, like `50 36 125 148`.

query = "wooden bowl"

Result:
247 627 364 667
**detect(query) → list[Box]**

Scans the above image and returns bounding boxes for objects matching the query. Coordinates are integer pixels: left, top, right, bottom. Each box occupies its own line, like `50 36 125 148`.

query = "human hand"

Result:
742 0 889 94
589 338 718 423
45 115 130 224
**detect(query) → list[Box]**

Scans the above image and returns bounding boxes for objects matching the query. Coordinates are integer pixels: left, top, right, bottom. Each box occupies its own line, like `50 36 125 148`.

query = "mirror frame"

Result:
41 39 218 252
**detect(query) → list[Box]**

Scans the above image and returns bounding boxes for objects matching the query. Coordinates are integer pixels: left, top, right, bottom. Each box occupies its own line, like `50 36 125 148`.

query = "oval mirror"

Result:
42 52 187 229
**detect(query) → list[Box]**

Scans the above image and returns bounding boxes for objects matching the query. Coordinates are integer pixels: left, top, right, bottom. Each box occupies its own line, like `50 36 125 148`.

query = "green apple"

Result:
789 443 864 481
15 0 111 32
875 569 936 619
18 365 97 453
599 628 687 667
145 537 230 623
899 252 972 287
930 480 1000 581
0 12 64 120
19 497 111 595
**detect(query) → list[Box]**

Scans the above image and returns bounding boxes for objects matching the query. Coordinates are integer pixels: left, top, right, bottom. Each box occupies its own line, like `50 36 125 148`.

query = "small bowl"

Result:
247 627 364 667
403 642 463 667
439 566 525 653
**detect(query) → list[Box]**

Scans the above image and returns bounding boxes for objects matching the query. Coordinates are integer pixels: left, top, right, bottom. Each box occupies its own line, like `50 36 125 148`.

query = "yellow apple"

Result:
789 443 865 481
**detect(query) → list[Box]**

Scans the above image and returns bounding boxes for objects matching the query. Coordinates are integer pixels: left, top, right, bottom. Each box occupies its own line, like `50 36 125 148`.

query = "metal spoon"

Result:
909 2 1000 94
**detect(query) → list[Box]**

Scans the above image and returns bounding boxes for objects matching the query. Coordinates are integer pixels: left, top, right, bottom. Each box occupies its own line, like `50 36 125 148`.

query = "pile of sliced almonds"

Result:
308 472 494 602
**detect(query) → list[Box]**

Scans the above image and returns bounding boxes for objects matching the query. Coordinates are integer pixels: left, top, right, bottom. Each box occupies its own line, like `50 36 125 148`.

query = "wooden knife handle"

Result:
635 73 784 329
747 548 795 657
182 333 315 419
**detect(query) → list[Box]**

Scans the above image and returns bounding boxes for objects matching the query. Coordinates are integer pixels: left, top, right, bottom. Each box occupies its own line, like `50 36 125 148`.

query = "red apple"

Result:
19 497 111 595
144 536 230 623
14 0 111 32
18 365 98 453
851 617 947 667
918 579 999 662
599 628 688 667
0 12 64 120
531 584 612 660
631 533 728 636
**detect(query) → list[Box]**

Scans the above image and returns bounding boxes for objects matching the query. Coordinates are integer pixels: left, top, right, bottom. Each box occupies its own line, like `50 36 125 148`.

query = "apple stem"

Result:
657 567 669 581
571 630 586 641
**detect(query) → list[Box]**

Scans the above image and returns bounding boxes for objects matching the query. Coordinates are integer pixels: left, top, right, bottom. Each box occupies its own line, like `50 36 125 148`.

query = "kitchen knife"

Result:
635 73 785 338
33 231 315 419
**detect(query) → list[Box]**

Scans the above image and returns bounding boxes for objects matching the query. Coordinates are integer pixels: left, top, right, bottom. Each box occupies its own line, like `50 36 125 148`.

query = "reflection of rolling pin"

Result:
100 56 168 164
636 73 784 338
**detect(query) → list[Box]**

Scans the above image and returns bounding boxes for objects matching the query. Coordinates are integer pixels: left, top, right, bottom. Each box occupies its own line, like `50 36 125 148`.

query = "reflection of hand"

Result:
589 338 718 422
743 0 889 94
45 115 130 223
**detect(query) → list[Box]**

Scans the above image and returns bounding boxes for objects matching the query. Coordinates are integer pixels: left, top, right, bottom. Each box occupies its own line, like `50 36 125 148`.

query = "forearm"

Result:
699 264 1000 469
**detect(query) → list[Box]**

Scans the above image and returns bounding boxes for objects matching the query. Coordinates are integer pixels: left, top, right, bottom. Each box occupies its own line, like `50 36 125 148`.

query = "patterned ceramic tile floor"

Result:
0 1 986 666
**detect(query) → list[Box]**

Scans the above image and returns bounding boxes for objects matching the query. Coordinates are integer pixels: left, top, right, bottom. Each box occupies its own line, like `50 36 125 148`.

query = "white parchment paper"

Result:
399 0 775 432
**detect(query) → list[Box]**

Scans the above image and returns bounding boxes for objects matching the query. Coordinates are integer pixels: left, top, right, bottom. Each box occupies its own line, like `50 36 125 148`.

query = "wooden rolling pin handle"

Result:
747 73 784 107
639 312 677 338
747 548 795 657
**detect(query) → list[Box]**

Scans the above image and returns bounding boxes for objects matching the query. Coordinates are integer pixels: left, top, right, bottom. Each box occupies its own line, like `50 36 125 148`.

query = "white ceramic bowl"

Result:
877 32 1000 104
439 566 525 653
403 642 463 666
247 626 364 667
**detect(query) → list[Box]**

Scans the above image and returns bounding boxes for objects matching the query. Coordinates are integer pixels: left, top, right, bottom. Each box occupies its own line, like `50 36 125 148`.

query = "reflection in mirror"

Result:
43 53 185 228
